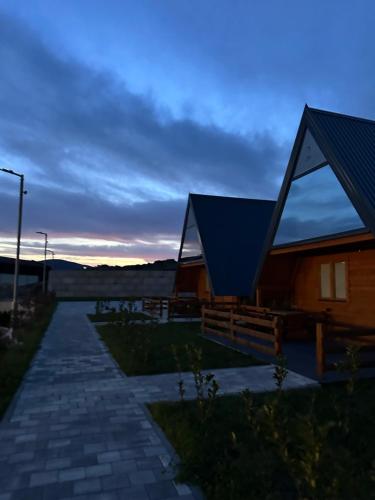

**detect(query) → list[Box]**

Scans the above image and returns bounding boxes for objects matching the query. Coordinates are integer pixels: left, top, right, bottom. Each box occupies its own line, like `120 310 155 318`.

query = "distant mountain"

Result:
95 259 178 271
45 259 90 270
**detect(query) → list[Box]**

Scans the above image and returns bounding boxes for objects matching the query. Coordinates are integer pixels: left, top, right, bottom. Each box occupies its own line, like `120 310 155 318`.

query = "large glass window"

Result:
180 207 202 260
274 164 365 245
293 129 327 178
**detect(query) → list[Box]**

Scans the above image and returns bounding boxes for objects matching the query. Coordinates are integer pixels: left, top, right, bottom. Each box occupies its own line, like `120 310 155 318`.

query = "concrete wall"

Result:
49 269 176 298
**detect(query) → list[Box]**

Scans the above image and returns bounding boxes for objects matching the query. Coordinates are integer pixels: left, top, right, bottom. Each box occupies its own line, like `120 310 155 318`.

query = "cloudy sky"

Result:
1 1 374 266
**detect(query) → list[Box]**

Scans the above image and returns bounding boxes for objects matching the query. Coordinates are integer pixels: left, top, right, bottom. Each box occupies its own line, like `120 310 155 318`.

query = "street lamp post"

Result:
36 231 48 293
47 250 55 260
0 168 26 333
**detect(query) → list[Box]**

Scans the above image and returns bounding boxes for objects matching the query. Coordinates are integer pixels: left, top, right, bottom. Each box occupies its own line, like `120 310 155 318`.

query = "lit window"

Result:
320 261 347 300
320 263 331 299
334 262 347 299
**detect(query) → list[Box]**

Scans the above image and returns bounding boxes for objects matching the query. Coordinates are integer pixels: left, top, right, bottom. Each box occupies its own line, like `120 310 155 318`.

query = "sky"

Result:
1 1 375 266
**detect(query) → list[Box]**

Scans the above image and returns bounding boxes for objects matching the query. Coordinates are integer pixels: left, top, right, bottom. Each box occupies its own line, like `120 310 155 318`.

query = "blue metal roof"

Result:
187 194 276 296
252 106 375 296
306 107 375 233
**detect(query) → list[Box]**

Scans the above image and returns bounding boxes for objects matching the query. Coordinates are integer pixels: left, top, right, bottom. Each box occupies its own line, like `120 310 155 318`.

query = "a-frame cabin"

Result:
257 106 375 330
175 194 276 305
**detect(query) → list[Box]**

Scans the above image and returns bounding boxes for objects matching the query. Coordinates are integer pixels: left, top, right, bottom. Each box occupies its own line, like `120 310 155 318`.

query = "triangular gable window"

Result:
293 129 327 179
274 164 365 246
181 204 203 259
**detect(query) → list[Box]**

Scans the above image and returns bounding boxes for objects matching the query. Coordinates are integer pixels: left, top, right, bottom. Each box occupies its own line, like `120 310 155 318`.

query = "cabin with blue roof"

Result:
200 107 375 378
257 106 375 331
175 193 276 304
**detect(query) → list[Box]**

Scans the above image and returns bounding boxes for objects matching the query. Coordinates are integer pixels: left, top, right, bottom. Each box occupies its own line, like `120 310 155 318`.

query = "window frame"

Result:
319 260 348 302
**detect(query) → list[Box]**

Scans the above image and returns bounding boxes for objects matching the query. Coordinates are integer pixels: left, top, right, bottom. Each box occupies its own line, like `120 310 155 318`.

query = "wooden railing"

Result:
168 298 202 319
202 306 282 356
168 299 239 319
316 321 375 378
142 298 167 317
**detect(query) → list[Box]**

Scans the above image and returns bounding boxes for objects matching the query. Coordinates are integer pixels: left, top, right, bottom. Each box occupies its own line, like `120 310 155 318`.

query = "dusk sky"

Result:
1 1 375 266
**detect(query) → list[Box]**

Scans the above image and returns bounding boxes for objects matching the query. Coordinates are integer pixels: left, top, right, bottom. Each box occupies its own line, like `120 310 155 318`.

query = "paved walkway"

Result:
0 302 318 500
0 303 199 500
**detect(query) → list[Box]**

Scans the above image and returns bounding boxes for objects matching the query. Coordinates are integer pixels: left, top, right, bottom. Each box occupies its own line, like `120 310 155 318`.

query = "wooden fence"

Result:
202 306 282 356
142 298 168 317
316 321 375 377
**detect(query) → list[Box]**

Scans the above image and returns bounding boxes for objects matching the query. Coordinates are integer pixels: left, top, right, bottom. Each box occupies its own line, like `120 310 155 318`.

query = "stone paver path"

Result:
0 303 199 500
0 302 318 500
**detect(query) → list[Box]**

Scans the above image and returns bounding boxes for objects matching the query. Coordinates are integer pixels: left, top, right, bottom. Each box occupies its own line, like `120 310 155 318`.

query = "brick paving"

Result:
0 303 200 500
0 302 317 499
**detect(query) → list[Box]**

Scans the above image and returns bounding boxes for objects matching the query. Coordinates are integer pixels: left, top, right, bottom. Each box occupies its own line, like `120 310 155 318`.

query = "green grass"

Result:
98 322 263 376
0 299 56 419
150 380 375 499
88 311 151 322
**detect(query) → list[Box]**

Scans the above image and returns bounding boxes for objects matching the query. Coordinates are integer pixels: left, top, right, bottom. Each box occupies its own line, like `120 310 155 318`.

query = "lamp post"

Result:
47 250 55 260
36 231 48 293
0 168 26 332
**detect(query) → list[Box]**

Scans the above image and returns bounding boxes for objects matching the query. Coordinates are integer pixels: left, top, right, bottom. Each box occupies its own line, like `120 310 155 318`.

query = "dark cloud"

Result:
0 10 286 201
0 9 290 262
0 183 186 240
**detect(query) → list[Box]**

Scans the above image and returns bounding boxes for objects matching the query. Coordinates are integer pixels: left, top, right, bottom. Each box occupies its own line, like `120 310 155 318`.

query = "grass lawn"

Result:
150 379 375 499
0 299 56 419
98 321 263 376
88 311 151 322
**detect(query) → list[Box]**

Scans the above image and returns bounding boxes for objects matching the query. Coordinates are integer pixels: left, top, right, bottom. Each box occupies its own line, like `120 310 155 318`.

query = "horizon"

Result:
1 1 375 265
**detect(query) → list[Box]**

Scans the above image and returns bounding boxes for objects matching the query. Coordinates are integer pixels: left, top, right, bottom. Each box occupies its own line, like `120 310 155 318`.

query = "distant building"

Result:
0 257 46 299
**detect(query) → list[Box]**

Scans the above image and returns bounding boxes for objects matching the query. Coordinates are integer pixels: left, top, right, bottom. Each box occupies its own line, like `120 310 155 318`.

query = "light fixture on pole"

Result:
0 168 27 334
36 231 48 293
47 249 55 260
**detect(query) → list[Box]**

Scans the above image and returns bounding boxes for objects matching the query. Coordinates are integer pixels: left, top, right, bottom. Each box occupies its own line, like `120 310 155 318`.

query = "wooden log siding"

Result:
316 321 375 378
202 306 282 356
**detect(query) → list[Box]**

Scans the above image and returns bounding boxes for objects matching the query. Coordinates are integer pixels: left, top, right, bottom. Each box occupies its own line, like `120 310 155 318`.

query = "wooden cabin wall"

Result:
257 254 296 308
175 265 201 295
197 267 211 300
292 247 375 328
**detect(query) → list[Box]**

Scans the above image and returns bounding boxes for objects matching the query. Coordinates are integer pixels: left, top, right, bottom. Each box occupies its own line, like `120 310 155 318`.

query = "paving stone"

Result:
174 481 193 496
129 469 156 485
97 451 121 464
87 492 119 500
42 480 74 499
73 477 101 494
101 473 131 491
9 486 44 500
46 457 71 470
58 466 86 482
9 451 35 463
145 480 178 499
30 470 58 487
116 485 149 500
112 459 138 474
85 463 112 478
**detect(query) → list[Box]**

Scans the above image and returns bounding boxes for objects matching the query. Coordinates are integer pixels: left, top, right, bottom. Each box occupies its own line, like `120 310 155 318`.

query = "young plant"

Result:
171 344 185 402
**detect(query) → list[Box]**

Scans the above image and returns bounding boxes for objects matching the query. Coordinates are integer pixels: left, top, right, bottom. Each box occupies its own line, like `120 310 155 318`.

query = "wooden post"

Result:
316 322 326 379
255 287 261 307
230 309 234 340
274 317 282 355
201 306 206 335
